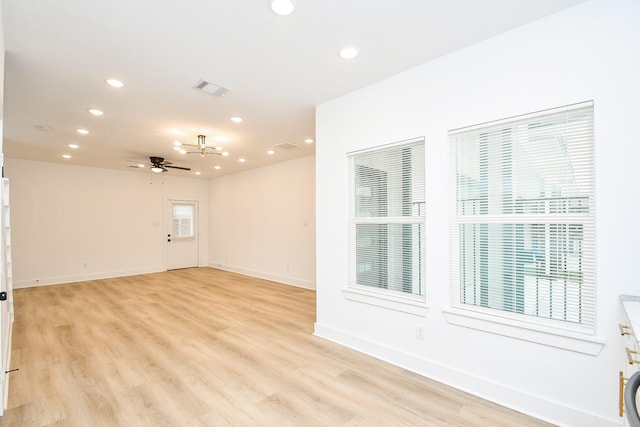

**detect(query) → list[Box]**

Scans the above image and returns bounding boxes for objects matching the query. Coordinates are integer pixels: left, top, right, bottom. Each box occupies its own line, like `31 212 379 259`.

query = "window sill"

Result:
343 287 428 317
443 305 605 356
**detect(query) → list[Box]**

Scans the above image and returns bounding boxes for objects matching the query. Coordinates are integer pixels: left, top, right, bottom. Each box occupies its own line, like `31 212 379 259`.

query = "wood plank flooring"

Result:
1 268 553 426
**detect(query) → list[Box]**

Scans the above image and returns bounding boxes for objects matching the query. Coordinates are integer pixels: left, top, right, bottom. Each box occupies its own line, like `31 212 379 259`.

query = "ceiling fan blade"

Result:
164 165 191 171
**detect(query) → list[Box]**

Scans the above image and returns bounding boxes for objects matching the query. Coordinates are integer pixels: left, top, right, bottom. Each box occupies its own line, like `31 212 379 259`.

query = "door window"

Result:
172 203 195 239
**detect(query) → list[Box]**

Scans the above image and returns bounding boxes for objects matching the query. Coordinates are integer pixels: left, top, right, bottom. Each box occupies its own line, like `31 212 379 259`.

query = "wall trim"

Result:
313 322 617 427
13 266 166 288
208 263 316 290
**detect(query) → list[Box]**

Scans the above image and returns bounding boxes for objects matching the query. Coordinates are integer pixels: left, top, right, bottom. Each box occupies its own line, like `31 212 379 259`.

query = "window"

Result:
173 203 195 239
449 102 595 334
348 137 426 298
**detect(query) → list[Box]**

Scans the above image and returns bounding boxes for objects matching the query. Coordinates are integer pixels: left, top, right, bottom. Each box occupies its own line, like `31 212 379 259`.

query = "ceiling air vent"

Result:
274 142 301 150
194 79 229 97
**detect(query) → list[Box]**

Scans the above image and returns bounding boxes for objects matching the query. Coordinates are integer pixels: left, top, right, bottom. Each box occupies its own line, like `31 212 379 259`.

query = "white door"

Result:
0 179 14 414
166 200 199 270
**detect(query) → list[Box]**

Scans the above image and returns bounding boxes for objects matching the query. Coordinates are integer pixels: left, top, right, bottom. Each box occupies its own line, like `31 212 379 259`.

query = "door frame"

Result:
165 198 200 270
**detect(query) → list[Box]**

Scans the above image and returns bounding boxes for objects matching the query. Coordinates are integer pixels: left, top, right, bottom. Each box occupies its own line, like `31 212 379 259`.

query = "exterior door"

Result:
166 200 199 270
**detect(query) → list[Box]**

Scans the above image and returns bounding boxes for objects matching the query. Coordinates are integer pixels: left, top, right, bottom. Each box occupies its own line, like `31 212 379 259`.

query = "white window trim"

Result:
443 305 605 355
448 101 597 344
172 202 197 239
346 136 427 310
343 287 429 317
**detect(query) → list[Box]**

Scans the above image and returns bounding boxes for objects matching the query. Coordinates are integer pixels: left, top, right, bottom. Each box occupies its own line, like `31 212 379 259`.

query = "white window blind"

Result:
173 204 195 238
348 137 426 297
449 102 595 333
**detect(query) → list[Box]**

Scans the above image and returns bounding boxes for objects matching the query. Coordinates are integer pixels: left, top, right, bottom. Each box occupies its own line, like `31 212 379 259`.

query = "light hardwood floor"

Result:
1 268 553 426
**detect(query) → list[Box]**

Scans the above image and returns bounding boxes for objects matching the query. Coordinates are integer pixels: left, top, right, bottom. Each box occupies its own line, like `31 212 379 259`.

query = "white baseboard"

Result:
13 266 167 289
313 322 617 427
208 263 316 290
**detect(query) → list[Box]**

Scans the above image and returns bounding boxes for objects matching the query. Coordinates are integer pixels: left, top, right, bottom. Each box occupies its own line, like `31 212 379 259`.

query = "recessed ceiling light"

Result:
305 138 314 144
230 117 243 123
76 129 89 135
267 150 275 155
214 166 221 170
339 46 359 60
179 149 187 154
106 79 124 88
222 152 229 157
62 154 72 159
68 144 79 149
238 158 246 163
195 172 201 176
88 109 104 116
215 146 223 152
269 0 295 16
173 141 182 146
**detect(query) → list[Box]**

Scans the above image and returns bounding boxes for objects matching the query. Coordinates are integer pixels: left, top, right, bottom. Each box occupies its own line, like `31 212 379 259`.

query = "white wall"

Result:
208 155 316 289
315 1 640 426
6 158 209 287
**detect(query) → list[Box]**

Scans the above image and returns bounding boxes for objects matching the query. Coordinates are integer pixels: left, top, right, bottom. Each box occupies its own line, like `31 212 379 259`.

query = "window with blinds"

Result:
449 102 595 333
348 137 426 297
173 203 195 238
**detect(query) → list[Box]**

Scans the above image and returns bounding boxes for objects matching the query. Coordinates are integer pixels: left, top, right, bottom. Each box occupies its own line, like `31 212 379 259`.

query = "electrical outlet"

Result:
416 326 424 340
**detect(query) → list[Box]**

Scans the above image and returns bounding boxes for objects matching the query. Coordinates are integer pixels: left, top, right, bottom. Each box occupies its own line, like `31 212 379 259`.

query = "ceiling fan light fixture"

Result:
269 0 295 16
197 134 206 148
151 166 164 173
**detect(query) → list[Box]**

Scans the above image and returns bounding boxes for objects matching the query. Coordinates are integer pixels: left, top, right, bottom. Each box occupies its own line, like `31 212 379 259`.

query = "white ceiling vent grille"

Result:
274 141 301 150
194 79 229 97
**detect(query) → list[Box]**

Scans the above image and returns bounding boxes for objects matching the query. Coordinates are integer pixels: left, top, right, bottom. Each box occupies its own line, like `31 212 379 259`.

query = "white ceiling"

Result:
1 0 586 178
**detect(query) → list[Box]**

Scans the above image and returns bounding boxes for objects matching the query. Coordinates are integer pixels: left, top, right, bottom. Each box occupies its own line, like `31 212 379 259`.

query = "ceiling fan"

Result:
182 134 224 157
130 156 191 173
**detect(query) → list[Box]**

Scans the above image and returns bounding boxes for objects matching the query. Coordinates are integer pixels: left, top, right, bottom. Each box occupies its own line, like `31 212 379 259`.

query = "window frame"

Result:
172 202 196 241
345 137 428 315
446 102 603 352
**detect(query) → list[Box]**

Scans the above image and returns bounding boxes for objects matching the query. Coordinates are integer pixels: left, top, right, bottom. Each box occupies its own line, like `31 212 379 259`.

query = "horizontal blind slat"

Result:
450 102 595 332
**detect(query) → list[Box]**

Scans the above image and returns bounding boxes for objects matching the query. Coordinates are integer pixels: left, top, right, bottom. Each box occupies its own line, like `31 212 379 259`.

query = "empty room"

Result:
0 0 638 426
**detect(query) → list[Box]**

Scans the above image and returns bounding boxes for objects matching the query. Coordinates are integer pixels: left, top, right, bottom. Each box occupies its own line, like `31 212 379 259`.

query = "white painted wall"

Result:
315 0 640 425
6 159 209 287
208 155 316 289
